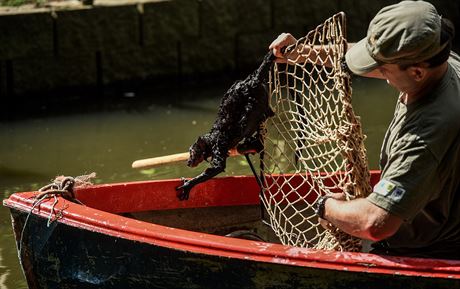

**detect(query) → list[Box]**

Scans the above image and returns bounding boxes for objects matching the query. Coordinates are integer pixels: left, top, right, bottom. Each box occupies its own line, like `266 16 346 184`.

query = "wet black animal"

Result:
176 51 276 200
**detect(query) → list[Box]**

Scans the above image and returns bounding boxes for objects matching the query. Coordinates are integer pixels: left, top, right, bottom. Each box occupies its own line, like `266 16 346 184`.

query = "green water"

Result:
0 77 397 288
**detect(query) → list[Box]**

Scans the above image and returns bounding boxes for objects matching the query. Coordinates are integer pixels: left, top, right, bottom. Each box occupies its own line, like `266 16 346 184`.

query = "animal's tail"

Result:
253 50 276 82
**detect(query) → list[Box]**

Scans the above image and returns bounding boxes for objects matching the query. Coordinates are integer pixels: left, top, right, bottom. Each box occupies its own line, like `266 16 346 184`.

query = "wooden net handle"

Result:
132 148 241 169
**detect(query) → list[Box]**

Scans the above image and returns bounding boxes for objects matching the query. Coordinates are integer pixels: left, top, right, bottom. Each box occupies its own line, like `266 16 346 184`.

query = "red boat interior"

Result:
76 175 276 241
71 172 382 243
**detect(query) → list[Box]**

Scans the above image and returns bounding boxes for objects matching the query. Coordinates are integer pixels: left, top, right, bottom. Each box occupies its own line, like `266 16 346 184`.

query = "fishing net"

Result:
260 12 371 251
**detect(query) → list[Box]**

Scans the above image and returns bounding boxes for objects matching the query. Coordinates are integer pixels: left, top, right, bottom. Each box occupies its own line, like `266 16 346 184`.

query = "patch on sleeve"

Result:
373 179 406 201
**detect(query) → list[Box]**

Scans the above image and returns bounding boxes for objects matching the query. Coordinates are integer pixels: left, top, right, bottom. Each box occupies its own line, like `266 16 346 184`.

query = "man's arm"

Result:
269 33 336 66
269 34 385 79
322 195 403 241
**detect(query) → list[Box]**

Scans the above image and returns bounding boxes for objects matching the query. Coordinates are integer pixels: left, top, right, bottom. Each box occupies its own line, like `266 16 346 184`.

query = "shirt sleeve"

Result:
367 138 441 221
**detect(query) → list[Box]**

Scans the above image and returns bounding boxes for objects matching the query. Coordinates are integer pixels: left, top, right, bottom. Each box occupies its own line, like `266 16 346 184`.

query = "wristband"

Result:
314 195 332 220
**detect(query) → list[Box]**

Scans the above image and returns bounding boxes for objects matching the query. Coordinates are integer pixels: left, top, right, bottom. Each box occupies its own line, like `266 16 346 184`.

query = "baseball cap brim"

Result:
345 38 379 75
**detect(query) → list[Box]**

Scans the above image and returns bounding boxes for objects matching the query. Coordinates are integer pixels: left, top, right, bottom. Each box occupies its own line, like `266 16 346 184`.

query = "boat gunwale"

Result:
4 174 460 280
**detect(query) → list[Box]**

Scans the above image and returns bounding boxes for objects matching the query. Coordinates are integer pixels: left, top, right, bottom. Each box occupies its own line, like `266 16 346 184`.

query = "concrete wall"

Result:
0 0 459 99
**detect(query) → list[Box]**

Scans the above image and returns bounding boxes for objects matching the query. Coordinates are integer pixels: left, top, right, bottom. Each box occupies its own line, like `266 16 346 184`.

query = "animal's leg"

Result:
176 165 225 200
176 141 228 200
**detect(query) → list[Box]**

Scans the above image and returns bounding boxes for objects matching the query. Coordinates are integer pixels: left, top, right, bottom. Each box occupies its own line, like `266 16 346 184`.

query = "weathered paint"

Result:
3 172 460 289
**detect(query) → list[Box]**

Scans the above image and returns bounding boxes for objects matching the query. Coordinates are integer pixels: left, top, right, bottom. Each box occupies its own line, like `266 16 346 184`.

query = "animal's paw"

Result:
176 178 191 201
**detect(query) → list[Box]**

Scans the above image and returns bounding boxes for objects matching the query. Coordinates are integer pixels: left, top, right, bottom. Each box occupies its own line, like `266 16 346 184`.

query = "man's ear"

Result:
408 65 428 82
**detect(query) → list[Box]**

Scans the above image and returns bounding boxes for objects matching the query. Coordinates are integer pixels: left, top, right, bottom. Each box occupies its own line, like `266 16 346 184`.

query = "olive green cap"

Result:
346 1 446 75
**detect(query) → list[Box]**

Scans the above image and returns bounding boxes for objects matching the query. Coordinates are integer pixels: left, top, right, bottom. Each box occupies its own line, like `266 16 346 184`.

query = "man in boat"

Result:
270 1 460 260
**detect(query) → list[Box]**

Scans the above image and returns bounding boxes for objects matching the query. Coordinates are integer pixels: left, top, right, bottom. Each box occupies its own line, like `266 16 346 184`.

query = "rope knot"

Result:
35 172 96 203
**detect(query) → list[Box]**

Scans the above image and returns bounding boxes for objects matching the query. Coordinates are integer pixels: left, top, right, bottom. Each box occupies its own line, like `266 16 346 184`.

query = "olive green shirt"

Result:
367 53 460 258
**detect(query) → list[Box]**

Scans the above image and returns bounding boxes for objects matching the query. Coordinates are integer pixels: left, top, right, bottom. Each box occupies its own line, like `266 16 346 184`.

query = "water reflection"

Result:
0 248 11 289
0 76 397 288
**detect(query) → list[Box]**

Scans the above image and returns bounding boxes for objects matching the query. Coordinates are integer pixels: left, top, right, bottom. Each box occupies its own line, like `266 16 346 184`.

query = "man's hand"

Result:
269 33 297 62
319 217 334 230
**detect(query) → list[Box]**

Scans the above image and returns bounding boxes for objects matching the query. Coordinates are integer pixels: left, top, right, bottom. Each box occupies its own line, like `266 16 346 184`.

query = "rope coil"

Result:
35 173 95 204
33 174 93 225
18 173 96 259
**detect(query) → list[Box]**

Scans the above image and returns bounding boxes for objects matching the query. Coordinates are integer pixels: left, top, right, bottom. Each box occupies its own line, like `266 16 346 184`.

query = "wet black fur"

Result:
176 51 276 200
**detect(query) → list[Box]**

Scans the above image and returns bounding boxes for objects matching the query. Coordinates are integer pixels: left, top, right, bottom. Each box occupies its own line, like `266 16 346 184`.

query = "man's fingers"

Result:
269 33 296 58
319 217 334 230
268 33 287 49
273 48 284 58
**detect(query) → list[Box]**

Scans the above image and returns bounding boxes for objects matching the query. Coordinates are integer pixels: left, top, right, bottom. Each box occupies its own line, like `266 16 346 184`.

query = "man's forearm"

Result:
323 197 402 241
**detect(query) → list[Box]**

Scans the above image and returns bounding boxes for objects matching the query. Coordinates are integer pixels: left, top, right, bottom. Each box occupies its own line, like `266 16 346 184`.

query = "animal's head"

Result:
187 136 210 167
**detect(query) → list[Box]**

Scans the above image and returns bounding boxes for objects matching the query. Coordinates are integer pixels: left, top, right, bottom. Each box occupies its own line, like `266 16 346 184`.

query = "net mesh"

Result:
260 12 371 251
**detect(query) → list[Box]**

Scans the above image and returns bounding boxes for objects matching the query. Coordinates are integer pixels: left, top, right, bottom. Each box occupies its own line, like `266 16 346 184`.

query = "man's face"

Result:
377 64 418 93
